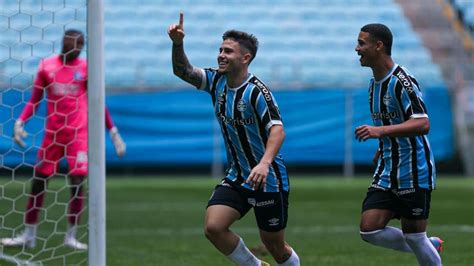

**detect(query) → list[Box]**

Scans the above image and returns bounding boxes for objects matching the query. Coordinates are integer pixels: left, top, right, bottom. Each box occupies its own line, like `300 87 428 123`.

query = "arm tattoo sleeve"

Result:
172 43 203 88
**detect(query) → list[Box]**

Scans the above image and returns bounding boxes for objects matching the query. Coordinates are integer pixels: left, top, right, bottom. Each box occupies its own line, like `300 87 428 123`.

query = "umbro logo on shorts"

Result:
412 208 424 216
268 218 279 226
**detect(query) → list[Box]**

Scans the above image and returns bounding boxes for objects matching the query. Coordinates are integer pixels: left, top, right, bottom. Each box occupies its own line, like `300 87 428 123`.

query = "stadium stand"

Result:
1 0 446 89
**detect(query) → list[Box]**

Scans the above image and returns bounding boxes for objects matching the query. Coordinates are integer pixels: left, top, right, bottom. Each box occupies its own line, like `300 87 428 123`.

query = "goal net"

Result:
1 0 90 265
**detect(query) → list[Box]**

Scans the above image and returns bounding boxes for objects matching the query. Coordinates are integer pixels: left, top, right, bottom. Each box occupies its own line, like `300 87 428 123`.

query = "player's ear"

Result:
242 52 252 64
375 40 384 53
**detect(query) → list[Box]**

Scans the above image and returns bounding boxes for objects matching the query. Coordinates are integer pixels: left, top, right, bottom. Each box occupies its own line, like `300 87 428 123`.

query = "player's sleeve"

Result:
397 80 428 119
18 63 47 122
198 68 218 94
253 88 283 131
105 107 115 130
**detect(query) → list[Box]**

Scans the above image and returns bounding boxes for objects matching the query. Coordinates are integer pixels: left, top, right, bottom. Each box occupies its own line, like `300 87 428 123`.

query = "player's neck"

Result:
59 54 78 65
226 69 249 89
372 57 395 82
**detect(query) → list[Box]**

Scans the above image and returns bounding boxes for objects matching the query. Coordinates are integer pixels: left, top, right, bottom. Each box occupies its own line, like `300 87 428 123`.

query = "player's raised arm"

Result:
168 12 203 88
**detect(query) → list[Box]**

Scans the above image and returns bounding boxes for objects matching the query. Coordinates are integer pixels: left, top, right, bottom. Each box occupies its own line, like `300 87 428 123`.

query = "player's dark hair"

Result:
222 30 259 64
361 23 392 56
64 29 84 38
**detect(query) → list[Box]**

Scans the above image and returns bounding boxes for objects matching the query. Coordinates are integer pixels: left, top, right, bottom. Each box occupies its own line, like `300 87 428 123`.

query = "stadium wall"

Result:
1 87 454 171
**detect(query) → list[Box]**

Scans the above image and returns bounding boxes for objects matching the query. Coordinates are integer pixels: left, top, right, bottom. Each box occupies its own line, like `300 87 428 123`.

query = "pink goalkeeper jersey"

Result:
19 55 114 141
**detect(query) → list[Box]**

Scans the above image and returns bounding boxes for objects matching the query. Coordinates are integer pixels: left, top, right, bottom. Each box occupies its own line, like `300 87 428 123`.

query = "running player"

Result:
355 23 443 265
168 13 300 266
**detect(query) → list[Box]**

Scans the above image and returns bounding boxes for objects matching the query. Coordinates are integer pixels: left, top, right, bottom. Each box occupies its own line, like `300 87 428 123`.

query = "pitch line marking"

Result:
109 224 474 236
0 252 39 266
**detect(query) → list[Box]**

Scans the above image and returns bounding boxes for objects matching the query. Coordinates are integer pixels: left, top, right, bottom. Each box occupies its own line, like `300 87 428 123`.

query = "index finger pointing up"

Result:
179 12 184 29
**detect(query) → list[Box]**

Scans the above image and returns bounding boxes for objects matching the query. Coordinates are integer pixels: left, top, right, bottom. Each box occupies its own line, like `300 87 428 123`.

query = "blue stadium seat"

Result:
1 0 447 89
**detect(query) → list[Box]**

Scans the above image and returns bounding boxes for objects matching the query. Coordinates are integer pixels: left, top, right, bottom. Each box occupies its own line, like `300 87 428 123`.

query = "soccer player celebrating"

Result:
355 23 443 265
168 13 300 266
1 29 126 250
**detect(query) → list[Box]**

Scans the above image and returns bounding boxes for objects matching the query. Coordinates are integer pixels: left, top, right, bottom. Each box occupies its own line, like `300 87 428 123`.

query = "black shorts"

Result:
207 179 289 232
362 187 431 220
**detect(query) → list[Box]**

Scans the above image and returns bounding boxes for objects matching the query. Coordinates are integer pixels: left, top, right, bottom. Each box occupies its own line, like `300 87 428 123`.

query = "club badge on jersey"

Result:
74 71 85 81
237 100 248 112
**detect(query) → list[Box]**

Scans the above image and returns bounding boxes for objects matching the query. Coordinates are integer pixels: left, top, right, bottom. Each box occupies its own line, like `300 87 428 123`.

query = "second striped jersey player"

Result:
355 23 442 266
367 64 436 190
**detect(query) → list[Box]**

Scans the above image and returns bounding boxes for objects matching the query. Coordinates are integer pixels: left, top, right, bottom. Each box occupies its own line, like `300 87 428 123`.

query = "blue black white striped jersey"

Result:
198 68 289 192
368 64 436 190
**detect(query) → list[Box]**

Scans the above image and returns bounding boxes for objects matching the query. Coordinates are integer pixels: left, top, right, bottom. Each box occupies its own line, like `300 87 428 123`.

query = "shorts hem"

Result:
258 225 287 232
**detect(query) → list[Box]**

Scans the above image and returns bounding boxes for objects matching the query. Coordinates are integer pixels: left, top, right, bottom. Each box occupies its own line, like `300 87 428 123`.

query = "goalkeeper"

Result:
1 29 126 251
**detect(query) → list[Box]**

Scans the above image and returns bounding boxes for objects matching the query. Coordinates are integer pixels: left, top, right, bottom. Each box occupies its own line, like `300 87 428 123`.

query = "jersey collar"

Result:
374 64 398 84
226 73 253 90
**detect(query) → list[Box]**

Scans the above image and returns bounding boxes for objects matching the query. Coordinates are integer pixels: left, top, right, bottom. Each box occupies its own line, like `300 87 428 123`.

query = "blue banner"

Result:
0 87 454 168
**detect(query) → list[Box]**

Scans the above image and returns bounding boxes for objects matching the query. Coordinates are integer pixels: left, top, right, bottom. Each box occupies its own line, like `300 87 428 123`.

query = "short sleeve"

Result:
398 81 428 119
198 68 216 94
253 88 283 131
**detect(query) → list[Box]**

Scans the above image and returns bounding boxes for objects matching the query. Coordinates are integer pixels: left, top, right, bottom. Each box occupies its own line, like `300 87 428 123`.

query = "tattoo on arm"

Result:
172 43 203 88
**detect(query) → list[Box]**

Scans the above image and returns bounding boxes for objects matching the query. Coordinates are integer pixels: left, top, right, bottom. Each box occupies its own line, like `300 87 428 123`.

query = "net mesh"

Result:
1 0 88 265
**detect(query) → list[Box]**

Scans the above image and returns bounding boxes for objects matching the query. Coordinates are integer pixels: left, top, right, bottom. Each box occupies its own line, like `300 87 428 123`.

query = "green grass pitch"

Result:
1 176 473 265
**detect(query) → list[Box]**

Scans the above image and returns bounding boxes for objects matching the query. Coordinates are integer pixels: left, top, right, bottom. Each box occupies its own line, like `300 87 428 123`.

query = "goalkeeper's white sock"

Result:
277 248 300 266
360 226 412 252
66 224 78 240
227 238 261 266
24 224 37 239
404 232 442 266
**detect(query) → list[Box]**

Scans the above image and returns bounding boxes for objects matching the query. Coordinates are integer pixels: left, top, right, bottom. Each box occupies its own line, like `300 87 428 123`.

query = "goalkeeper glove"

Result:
13 120 28 148
109 127 126 157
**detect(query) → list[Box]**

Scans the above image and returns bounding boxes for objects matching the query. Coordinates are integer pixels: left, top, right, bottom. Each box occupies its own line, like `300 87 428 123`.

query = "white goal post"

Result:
87 1 106 266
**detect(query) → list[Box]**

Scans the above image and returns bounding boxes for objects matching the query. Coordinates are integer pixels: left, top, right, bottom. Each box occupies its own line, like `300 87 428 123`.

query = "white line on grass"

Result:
109 224 474 236
111 202 202 212
0 253 39 266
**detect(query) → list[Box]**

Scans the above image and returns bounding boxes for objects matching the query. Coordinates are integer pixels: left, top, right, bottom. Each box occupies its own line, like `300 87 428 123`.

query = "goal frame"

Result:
87 1 105 265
